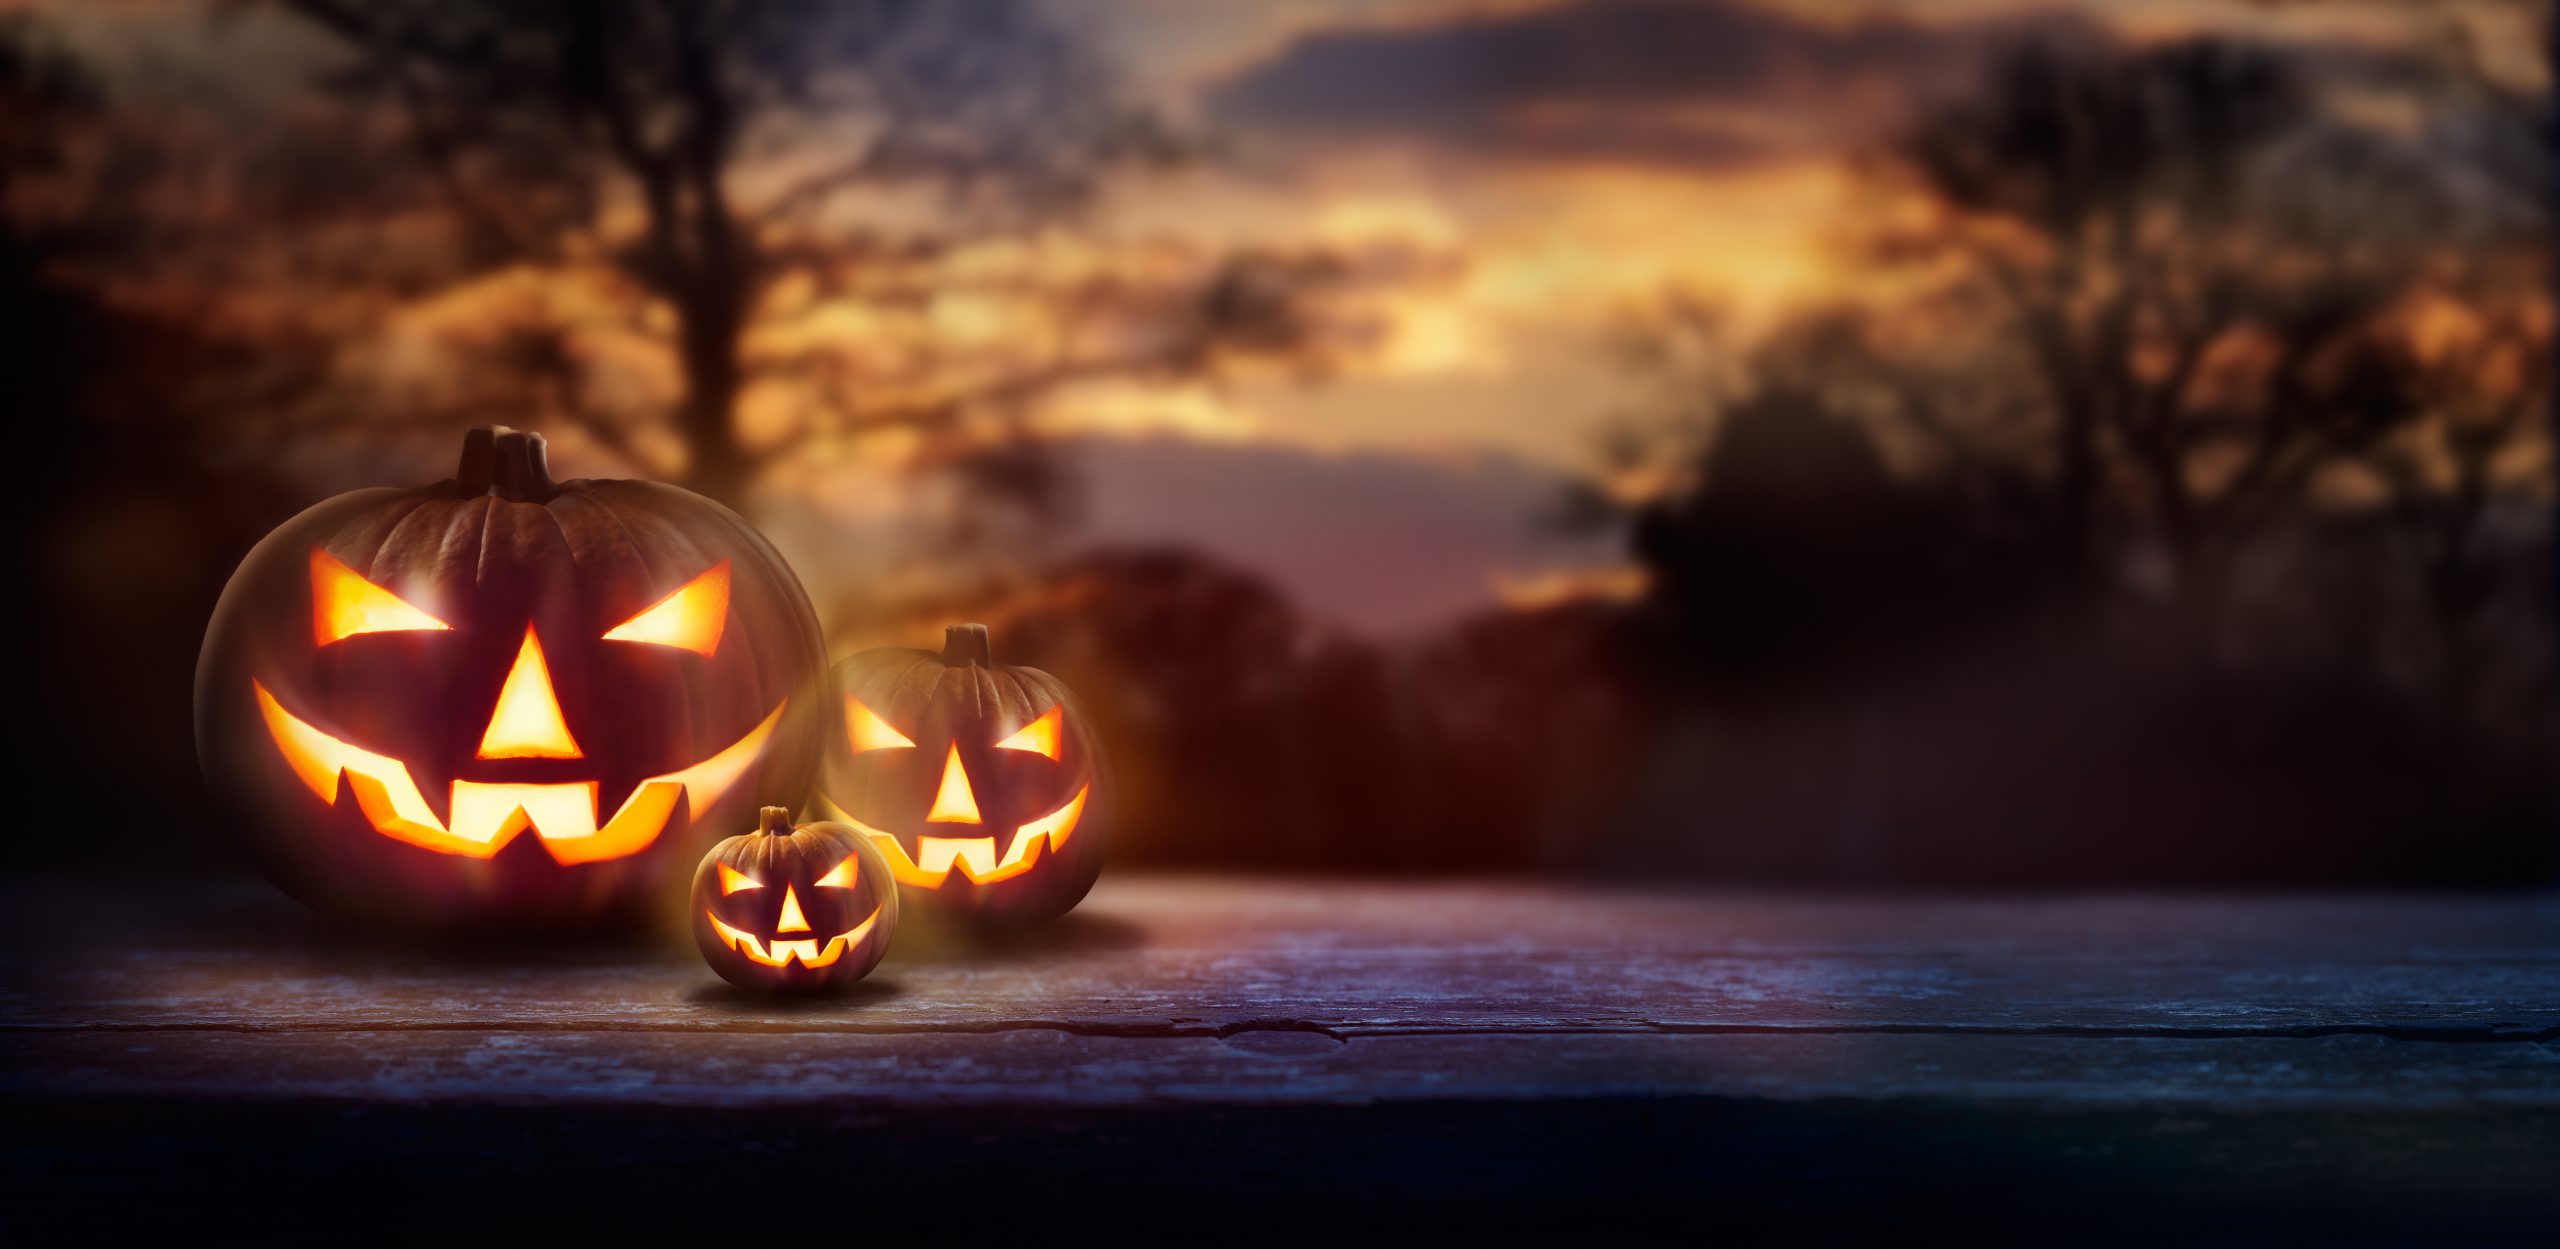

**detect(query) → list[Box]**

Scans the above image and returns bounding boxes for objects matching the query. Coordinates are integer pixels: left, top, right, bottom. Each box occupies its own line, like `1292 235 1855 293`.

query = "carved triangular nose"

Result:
774 885 810 934
926 744 981 824
478 626 583 760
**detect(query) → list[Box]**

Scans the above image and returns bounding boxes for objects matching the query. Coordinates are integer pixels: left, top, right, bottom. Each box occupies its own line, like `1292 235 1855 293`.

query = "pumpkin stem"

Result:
940 623 994 667
456 426 561 504
757 806 794 836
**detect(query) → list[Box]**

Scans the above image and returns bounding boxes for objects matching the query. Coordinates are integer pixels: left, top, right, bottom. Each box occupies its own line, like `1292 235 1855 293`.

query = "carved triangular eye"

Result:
845 698 916 753
312 549 451 645
813 857 859 889
604 561 730 656
718 863 762 894
994 706 1063 760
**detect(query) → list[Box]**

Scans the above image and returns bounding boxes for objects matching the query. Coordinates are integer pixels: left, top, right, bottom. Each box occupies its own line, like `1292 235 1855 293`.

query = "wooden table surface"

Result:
5 874 2557 1238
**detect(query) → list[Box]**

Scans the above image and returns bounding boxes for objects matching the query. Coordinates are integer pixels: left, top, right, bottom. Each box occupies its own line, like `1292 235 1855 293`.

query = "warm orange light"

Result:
660 703 786 822
773 884 811 933
602 560 730 656
719 863 762 894
311 548 450 645
925 745 981 824
812 856 859 889
449 780 597 849
845 698 915 752
1014 783 1089 856
254 680 785 862
821 784 1088 889
912 834 1001 881
477 627 583 760
705 907 879 969
993 706 1063 760
255 679 445 831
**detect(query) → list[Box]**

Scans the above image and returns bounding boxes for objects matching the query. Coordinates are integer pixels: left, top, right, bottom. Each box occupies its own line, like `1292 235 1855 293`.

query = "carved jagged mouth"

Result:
252 680 783 864
817 786 1089 889
704 908 881 969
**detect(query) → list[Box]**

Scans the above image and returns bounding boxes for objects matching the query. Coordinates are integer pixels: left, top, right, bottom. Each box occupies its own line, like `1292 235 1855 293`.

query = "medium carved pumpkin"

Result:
194 426 829 931
691 806 898 991
818 624 1110 926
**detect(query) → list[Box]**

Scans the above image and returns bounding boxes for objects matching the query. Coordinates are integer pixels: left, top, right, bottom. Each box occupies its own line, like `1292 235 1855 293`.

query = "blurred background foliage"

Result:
9 0 2551 882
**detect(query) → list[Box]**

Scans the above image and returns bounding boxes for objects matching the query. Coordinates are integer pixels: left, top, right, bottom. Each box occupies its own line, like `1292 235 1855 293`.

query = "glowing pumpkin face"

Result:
818 624 1111 927
691 807 898 991
195 426 829 931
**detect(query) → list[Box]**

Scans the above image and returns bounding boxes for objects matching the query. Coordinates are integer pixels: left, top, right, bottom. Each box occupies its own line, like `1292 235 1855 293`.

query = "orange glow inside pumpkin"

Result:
602 560 731 657
774 884 812 933
477 628 584 760
844 698 915 752
253 679 785 863
263 547 786 865
819 784 1089 888
311 549 451 645
993 706 1063 760
826 700 1091 889
705 906 880 968
926 745 983 824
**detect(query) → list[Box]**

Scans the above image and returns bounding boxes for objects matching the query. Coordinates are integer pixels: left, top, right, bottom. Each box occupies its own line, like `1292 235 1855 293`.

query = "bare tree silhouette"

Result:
1561 29 2553 883
1880 39 2453 599
271 0 1339 506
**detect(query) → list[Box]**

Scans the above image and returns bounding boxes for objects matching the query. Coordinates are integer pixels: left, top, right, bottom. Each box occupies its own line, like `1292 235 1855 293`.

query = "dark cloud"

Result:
1203 0 2105 169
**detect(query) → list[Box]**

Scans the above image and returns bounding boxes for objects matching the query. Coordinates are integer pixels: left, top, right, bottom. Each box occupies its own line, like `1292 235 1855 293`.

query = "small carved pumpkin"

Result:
692 806 897 991
818 624 1110 926
194 426 829 931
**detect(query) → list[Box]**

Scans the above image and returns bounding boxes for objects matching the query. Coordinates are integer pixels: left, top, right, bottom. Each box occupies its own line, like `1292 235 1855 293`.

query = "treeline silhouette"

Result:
962 34 2555 884
8 12 2550 883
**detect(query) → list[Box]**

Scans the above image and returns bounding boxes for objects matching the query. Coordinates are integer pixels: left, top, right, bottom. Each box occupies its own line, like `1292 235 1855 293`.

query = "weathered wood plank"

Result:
5 877 2556 1036
7 876 2558 1238
8 1029 2557 1108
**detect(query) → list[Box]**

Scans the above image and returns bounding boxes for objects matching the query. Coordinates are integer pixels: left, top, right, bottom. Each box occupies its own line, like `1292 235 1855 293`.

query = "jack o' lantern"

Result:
817 624 1110 926
691 806 897 991
194 426 829 931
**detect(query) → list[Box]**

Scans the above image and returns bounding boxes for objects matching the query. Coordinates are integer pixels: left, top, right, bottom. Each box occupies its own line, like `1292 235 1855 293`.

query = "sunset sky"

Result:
31 0 2524 634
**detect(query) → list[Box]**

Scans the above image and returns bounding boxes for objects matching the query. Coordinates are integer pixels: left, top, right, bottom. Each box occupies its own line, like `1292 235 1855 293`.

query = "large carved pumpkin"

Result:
691 806 898 992
194 426 829 931
818 624 1110 926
